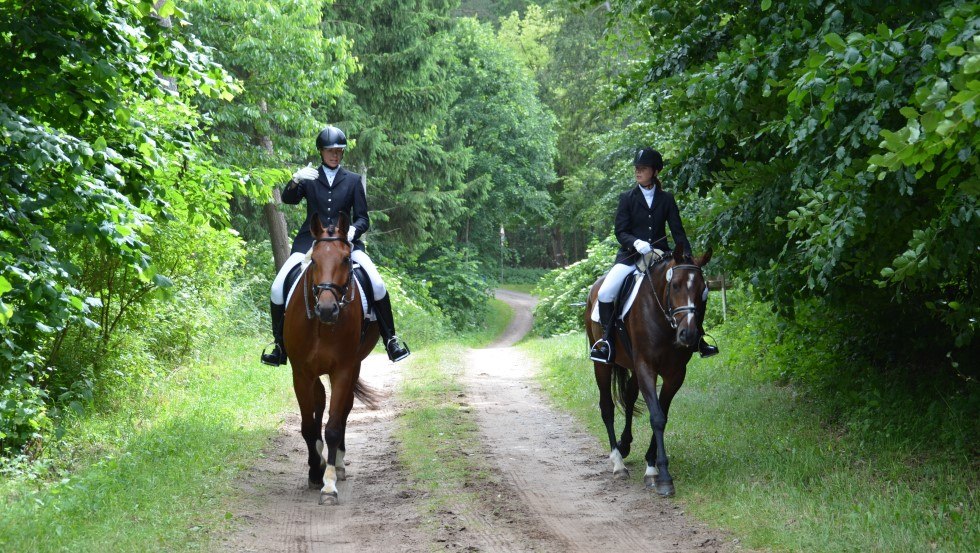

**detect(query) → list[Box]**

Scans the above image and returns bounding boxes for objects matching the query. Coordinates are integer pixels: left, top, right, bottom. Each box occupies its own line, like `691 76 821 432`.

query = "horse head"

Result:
308 212 353 324
659 247 713 350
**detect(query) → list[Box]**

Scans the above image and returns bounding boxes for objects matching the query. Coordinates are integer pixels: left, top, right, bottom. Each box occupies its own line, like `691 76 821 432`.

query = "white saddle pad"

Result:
286 261 375 321
591 270 644 323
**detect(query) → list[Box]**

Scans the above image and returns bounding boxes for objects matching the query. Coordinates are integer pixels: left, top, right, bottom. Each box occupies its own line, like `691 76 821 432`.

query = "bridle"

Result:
644 260 705 330
304 236 354 320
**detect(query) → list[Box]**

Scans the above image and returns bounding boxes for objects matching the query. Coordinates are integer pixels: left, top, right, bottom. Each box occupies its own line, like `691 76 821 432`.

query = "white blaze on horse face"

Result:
610 449 627 474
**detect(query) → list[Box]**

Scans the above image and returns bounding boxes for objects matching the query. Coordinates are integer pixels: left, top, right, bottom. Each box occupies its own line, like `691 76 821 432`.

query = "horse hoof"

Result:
336 466 346 481
319 490 339 506
649 477 674 497
613 468 630 480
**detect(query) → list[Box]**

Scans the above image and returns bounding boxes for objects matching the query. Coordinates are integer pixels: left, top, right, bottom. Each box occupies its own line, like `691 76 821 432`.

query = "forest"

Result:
0 0 977 550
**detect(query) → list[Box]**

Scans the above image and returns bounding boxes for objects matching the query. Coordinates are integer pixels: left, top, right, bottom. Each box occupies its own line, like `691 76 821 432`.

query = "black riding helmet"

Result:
316 126 347 150
633 147 664 171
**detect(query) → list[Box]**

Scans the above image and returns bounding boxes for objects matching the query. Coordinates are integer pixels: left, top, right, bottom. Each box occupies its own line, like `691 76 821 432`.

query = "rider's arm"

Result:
665 193 692 256
350 179 369 241
614 191 639 249
282 179 305 204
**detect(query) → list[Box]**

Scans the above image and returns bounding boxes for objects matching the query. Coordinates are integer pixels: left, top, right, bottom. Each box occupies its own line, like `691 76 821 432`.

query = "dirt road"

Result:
220 290 737 552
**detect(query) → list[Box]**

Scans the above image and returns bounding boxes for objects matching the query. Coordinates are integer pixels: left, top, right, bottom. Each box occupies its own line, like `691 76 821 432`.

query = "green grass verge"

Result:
392 297 513 524
0 336 293 552
523 332 977 553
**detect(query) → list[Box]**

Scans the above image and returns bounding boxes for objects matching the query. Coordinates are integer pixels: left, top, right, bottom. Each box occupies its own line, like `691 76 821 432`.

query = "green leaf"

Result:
0 276 10 295
946 45 965 57
825 33 846 53
761 0 772 12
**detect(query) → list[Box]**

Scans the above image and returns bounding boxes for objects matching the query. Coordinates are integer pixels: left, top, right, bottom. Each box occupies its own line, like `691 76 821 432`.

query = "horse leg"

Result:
595 362 628 479
637 369 674 496
617 369 639 460
318 371 356 505
293 373 326 489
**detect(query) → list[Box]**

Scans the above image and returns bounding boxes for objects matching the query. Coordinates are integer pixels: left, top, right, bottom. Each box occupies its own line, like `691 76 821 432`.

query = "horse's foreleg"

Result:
293 373 326 489
319 371 356 505
595 362 628 479
617 369 639 460
637 369 674 496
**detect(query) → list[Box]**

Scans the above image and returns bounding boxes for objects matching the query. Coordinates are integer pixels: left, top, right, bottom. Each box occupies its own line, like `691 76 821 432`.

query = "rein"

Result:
303 236 355 320
643 260 704 330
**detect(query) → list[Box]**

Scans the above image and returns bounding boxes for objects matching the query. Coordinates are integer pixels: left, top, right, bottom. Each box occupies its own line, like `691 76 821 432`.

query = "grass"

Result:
0 336 293 552
524 332 978 552
392 297 512 520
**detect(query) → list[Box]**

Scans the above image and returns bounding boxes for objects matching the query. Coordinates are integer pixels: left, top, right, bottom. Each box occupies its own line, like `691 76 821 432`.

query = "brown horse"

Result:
585 247 712 496
284 212 381 505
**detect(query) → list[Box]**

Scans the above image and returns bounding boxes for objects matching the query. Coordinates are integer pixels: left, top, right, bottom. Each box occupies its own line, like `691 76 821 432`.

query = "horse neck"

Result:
635 264 674 336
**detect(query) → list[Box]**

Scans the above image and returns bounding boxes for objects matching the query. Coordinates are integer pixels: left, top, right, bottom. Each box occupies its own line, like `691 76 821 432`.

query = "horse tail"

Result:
353 378 383 410
611 364 641 416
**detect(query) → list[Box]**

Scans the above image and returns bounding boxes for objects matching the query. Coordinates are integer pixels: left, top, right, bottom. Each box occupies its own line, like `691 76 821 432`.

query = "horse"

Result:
585 247 712 496
283 212 381 505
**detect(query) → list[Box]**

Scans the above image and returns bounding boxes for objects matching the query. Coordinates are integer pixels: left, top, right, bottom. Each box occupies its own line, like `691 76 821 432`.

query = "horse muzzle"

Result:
676 326 700 350
315 302 341 324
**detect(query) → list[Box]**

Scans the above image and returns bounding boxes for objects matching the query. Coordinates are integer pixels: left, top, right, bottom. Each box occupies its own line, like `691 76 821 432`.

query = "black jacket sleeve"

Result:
614 191 639 249
665 193 692 255
281 179 306 205
350 179 369 241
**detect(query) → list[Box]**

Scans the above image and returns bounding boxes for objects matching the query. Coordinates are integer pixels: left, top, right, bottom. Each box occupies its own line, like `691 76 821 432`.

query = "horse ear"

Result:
311 212 324 237
696 247 713 267
337 211 350 240
672 247 685 263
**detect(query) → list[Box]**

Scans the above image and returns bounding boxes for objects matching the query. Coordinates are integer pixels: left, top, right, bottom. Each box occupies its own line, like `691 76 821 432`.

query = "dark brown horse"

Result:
284 212 381 505
585 247 712 496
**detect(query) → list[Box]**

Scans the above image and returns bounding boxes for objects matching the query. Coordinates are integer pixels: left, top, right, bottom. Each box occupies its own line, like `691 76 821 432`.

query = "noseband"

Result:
303 236 354 320
645 262 704 330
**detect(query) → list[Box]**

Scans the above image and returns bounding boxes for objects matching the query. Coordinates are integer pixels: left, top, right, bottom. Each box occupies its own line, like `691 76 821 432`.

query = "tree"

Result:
183 0 357 269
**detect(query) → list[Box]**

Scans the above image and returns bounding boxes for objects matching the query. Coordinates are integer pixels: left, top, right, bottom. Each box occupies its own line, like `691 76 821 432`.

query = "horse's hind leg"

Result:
595 362 628 479
617 370 639 459
293 373 327 489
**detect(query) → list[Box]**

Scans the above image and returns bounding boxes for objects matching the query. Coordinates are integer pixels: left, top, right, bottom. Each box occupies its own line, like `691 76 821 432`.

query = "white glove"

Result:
347 226 357 242
633 239 652 255
291 163 318 183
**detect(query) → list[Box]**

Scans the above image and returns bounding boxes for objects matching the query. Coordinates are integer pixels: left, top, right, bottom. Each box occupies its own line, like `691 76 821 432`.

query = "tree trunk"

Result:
260 126 290 271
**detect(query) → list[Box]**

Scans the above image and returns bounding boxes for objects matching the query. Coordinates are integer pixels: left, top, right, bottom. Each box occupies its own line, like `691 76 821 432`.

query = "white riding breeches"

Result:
270 252 307 305
270 250 388 305
351 250 387 300
597 263 635 303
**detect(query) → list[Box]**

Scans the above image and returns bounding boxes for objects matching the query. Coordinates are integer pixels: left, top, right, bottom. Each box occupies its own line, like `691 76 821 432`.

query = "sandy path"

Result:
449 289 738 552
220 290 739 552
217 355 427 553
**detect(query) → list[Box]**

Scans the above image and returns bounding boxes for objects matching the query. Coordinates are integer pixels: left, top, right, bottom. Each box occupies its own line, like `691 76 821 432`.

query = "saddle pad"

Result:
591 270 644 323
285 262 375 321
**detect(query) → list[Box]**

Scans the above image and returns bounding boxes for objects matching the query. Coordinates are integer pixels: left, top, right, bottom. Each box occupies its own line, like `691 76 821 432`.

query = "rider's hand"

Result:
292 163 318 183
347 226 357 242
633 239 652 255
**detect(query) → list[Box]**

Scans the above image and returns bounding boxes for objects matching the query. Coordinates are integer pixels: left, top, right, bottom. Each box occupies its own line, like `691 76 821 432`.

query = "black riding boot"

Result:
698 336 719 358
261 302 288 366
375 295 410 362
589 301 616 363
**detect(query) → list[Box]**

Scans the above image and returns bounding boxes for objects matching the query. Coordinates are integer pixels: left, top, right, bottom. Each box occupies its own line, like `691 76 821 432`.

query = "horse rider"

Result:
261 125 411 365
589 147 719 363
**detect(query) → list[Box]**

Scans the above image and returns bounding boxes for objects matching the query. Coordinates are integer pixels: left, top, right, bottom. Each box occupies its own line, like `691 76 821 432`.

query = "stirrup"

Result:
261 343 287 366
385 336 410 362
589 339 612 363
698 334 719 358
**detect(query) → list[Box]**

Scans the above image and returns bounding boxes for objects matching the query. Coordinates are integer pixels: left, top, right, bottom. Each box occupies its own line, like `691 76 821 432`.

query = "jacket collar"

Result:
316 166 346 188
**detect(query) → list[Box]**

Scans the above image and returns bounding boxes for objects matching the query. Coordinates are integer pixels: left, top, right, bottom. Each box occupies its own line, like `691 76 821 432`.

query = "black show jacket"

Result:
614 185 692 264
281 166 369 254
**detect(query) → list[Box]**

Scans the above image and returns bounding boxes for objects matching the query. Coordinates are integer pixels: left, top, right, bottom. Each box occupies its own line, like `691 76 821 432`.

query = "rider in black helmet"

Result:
261 125 411 365
589 147 718 363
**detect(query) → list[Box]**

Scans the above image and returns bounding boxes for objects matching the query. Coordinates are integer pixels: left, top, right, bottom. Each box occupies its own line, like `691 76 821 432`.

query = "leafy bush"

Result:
532 236 617 336
411 246 494 331
381 266 450 347
501 267 548 285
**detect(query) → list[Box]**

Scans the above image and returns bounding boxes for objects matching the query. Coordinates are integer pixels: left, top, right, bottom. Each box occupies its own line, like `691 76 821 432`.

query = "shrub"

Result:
412 246 494 331
532 235 617 336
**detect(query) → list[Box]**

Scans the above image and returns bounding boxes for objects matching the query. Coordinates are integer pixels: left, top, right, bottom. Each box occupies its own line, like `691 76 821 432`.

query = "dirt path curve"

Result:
218 354 427 553
453 289 738 552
